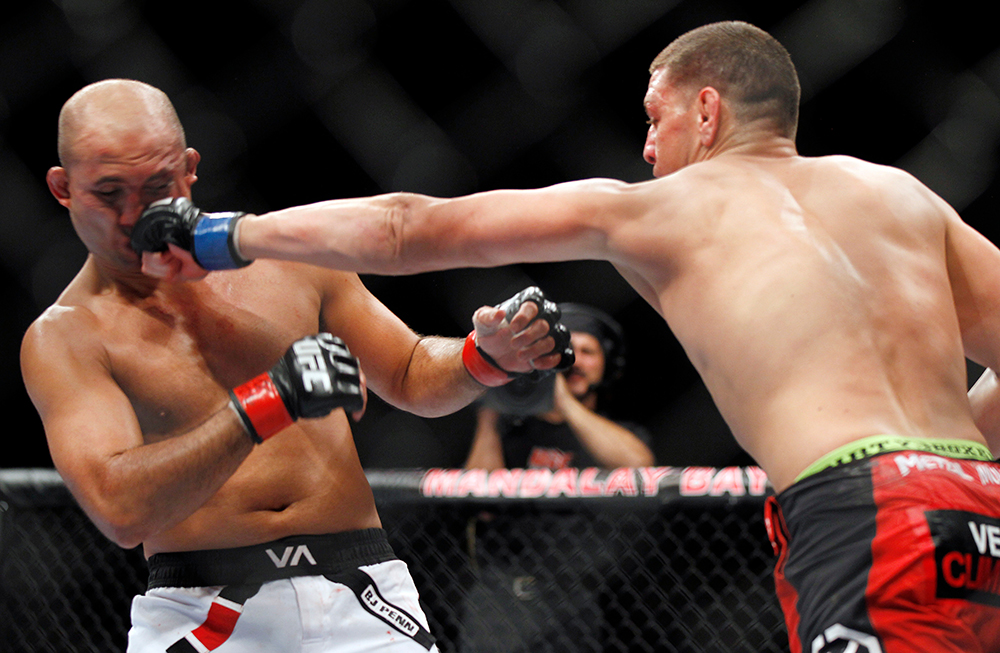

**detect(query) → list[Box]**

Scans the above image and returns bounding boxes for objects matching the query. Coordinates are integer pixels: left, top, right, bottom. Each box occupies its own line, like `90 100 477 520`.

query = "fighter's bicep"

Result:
21 321 144 488
431 181 630 266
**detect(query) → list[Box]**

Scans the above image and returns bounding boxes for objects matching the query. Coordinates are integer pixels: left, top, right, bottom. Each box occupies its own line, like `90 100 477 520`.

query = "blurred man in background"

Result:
466 303 653 470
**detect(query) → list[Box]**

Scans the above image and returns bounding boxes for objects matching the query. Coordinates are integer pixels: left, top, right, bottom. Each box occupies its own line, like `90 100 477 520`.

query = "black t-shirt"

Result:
497 414 652 469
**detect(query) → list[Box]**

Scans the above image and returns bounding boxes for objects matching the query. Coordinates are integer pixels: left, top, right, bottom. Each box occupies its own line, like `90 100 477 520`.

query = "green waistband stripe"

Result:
795 435 994 483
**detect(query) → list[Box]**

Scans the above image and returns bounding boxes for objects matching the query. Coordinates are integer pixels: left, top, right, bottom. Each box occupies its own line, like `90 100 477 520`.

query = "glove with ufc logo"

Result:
229 334 364 444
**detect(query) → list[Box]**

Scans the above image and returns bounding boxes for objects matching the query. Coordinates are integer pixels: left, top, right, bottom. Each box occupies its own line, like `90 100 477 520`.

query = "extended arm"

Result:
132 179 640 281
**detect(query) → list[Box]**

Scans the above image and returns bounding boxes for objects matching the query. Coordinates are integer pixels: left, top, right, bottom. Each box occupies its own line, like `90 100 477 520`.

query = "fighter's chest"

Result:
98 281 320 437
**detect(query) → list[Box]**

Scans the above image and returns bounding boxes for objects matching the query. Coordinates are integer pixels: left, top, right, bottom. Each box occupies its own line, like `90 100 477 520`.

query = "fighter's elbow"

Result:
81 479 157 549
377 192 446 275
90 502 152 549
102 522 146 550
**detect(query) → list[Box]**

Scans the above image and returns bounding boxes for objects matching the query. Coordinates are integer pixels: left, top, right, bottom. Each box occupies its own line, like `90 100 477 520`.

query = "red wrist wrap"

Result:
229 372 294 443
462 331 512 387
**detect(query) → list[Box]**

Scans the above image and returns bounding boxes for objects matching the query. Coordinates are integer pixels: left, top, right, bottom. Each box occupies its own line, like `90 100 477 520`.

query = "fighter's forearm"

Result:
89 405 253 548
384 336 487 418
238 193 451 275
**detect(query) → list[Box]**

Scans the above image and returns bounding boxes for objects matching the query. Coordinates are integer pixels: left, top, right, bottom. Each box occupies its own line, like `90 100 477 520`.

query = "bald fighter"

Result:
134 21 1000 653
20 79 571 653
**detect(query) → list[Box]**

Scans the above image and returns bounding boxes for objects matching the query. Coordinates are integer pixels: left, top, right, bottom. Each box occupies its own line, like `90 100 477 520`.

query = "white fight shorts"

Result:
127 529 438 652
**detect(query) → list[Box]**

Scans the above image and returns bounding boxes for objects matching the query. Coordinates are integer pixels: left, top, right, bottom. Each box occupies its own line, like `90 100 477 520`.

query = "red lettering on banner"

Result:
520 469 552 497
639 467 673 496
605 468 638 496
746 467 768 495
547 468 578 497
457 469 488 497
710 467 745 496
680 467 769 497
680 468 715 495
488 469 523 497
421 469 462 496
578 468 603 496
418 466 768 499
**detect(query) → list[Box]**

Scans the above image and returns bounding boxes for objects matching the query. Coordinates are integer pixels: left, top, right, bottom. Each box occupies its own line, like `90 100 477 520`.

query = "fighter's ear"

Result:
184 148 201 186
696 86 722 148
46 166 72 209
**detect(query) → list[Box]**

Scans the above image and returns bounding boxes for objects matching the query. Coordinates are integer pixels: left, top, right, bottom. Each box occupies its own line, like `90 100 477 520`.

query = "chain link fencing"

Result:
0 467 785 652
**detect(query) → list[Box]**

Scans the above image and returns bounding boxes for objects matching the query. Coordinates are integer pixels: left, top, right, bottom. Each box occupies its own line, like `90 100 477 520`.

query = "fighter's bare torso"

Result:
35 258 380 556
617 153 988 491
200 146 997 495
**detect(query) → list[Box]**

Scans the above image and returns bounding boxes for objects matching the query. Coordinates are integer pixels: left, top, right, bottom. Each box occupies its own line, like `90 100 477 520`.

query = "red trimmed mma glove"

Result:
463 286 575 387
130 197 252 270
229 334 364 444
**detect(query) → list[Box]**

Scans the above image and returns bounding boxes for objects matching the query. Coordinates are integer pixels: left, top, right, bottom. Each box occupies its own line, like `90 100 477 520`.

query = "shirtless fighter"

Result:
19 79 571 653
132 21 1000 653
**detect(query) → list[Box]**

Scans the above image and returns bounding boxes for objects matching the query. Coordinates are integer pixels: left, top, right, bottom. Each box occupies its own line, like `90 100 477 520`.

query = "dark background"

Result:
4 0 1000 470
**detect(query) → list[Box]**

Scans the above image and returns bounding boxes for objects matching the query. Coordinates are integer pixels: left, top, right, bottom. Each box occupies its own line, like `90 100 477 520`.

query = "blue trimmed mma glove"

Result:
130 197 252 270
462 286 575 385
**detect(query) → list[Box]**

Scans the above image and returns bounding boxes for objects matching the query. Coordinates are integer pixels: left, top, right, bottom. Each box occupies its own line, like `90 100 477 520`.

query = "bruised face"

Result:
642 68 700 178
47 123 199 271
564 331 606 399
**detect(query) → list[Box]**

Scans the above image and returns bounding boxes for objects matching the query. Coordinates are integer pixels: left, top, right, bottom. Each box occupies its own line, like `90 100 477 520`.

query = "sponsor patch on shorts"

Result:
928 510 1000 606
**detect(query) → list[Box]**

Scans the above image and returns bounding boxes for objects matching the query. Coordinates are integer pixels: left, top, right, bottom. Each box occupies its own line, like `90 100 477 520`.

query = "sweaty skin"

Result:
21 80 559 557
231 154 998 493
144 70 1000 494
229 76 1000 495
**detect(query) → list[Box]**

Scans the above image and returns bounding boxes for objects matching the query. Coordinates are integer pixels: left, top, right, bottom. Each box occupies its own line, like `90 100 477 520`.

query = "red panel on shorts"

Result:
765 496 803 653
868 453 1000 652
191 601 241 650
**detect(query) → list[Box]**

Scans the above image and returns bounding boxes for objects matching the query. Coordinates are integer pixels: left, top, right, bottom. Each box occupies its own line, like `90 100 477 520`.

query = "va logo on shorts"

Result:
265 544 317 568
812 624 882 653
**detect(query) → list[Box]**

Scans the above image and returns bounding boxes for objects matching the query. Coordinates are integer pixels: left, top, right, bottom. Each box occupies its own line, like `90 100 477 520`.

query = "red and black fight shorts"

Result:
765 436 1000 653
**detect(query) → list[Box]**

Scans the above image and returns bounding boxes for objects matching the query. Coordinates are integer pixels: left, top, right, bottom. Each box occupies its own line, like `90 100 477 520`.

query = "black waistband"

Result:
147 528 396 589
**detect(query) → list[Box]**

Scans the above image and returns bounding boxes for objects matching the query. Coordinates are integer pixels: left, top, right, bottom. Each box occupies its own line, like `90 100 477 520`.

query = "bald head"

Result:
57 79 186 168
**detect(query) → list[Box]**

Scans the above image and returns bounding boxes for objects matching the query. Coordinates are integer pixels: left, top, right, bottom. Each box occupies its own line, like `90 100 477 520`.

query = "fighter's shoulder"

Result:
808 154 925 190
23 301 101 352
21 300 107 388
236 255 355 288
242 256 364 304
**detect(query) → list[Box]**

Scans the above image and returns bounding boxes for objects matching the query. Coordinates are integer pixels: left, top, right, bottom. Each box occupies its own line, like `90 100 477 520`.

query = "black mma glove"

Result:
229 334 363 444
463 286 575 386
130 197 252 270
